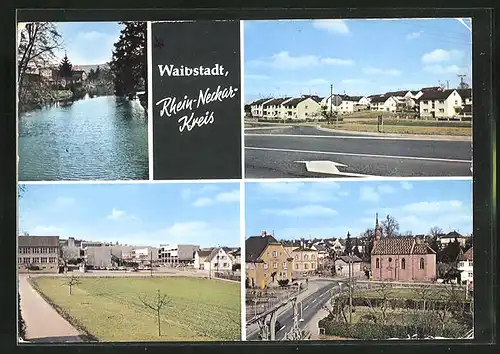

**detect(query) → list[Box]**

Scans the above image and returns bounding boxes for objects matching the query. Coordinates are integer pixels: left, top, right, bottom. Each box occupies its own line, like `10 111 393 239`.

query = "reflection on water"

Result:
19 95 149 181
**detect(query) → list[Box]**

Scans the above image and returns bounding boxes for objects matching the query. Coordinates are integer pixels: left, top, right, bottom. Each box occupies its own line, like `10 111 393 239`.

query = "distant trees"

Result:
87 65 102 82
381 215 400 237
110 22 147 97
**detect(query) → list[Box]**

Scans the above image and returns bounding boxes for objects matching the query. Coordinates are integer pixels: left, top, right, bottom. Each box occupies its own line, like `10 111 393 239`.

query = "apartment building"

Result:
369 95 398 112
250 98 273 118
457 247 473 283
291 246 319 276
418 89 463 118
282 96 321 120
262 97 292 119
158 244 200 266
18 236 60 273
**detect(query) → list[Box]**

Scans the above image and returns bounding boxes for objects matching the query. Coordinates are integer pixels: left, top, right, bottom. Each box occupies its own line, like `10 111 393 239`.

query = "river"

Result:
18 95 149 181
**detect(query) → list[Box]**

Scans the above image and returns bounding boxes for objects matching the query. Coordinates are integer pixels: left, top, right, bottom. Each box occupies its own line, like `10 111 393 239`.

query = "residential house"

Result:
437 231 468 247
371 237 437 282
282 96 321 120
262 97 292 120
158 244 200 266
357 96 371 105
206 247 235 273
250 98 273 118
369 95 398 112
291 246 319 276
18 236 60 273
457 247 473 284
418 89 463 118
385 90 413 99
246 232 293 288
194 248 214 270
228 247 241 266
328 239 345 255
457 88 472 105
71 70 87 83
334 255 364 277
311 243 329 269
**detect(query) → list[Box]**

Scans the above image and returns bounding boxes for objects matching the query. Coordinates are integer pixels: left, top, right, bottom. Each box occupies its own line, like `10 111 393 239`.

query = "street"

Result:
245 126 472 178
246 279 339 341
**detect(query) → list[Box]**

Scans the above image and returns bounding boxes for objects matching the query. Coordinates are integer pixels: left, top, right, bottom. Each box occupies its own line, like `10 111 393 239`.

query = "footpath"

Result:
18 275 83 343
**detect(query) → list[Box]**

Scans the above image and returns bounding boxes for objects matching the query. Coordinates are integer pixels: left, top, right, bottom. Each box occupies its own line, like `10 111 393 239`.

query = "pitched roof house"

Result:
418 89 462 118
371 237 437 282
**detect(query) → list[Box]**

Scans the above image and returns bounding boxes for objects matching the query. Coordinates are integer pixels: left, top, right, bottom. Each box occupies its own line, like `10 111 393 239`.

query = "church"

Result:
370 214 437 282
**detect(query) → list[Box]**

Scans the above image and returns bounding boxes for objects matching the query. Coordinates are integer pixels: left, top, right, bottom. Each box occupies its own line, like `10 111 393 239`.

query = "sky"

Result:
245 179 473 240
19 182 240 248
52 22 123 65
244 18 472 103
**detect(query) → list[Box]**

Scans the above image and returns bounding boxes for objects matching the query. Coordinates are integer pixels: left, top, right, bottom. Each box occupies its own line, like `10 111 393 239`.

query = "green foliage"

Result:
58 54 73 79
110 22 147 96
277 279 290 287
18 292 26 339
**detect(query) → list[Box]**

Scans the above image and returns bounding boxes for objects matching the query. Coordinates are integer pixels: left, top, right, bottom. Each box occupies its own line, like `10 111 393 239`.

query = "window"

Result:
295 264 299 270
49 257 57 263
223 263 228 267
455 100 458 105
439 109 444 113
388 257 392 262
33 257 40 263
423 109 428 113
304 263 309 269
283 262 287 269
468 272 473 277
272 251 278 258
18 258 22 263
376 258 380 268
439 100 444 104
23 257 30 264
273 262 278 269
401 258 406 270
304 255 309 261
419 258 425 269
311 263 315 269
294 255 299 260
312 255 316 260
263 263 268 269
305 105 308 109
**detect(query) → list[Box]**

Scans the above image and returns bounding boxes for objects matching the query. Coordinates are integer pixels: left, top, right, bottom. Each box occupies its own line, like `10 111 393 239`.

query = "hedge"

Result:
318 319 470 339
351 297 472 313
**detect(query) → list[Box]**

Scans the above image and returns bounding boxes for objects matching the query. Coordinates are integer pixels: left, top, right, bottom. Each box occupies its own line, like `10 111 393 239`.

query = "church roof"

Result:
371 237 436 256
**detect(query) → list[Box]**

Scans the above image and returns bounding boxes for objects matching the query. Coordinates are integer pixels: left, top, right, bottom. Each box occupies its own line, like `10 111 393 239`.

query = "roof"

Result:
313 244 327 252
19 236 59 247
196 249 214 258
370 95 390 103
462 104 472 114
246 234 280 262
292 247 316 252
231 247 241 256
457 88 472 99
250 98 272 106
462 247 473 261
410 90 420 95
421 86 441 92
337 255 363 263
371 237 436 256
283 97 312 107
349 96 363 101
385 90 410 96
263 97 291 106
441 231 463 239
418 89 455 101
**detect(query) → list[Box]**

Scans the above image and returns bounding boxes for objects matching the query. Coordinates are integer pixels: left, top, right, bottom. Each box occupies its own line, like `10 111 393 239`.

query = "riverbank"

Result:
19 89 73 112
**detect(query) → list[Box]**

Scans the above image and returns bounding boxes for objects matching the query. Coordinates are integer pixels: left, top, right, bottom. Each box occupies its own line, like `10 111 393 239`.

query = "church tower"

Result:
374 213 383 241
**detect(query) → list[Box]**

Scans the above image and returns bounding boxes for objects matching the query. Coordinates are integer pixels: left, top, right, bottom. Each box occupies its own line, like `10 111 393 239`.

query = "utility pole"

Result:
348 249 353 324
446 80 450 89
330 84 333 125
457 74 467 89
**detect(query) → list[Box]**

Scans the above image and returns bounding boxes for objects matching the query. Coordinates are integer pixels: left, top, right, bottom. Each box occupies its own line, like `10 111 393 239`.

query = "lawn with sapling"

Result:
30 276 240 342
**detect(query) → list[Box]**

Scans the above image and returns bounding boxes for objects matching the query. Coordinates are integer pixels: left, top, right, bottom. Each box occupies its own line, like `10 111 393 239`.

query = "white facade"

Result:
358 96 370 105
458 259 473 283
283 97 321 120
208 248 234 272
251 98 273 118
419 90 462 118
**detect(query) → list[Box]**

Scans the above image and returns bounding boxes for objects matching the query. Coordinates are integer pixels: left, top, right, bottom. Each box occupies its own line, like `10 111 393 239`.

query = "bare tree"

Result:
63 274 82 295
17 22 64 106
414 284 433 312
324 293 349 323
373 282 394 324
138 290 171 336
59 246 74 272
429 226 443 237
381 215 400 238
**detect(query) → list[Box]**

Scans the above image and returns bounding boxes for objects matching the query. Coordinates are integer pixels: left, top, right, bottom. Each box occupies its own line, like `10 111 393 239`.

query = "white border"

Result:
240 20 246 181
147 21 154 180
19 179 243 185
239 20 246 341
244 176 473 184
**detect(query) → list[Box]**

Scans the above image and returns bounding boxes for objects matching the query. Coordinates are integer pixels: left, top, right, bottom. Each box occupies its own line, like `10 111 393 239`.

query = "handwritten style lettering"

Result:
197 86 238 108
156 96 197 118
178 111 215 133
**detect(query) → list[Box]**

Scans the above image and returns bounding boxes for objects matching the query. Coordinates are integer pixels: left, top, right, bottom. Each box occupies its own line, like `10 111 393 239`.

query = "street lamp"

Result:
299 301 304 322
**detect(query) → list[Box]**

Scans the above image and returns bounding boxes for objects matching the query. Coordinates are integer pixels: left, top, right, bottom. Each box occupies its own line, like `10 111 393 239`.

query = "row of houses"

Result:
17 236 240 273
249 87 472 120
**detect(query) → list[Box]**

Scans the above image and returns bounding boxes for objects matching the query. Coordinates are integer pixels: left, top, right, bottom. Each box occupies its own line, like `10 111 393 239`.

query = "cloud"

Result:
363 67 402 76
320 58 355 66
273 226 352 240
253 182 344 203
423 65 465 74
422 49 464 63
400 181 413 190
401 200 464 214
106 208 135 221
182 185 221 200
312 20 350 34
27 225 65 235
192 189 240 207
248 51 354 70
263 205 338 217
359 184 396 202
406 31 423 40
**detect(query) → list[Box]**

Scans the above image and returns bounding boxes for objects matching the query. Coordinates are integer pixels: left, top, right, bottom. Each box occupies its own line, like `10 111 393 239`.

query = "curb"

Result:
315 125 472 142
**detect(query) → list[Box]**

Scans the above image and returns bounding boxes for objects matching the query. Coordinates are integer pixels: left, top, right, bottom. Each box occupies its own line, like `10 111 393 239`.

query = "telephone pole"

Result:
457 74 467 89
348 250 353 324
330 84 333 117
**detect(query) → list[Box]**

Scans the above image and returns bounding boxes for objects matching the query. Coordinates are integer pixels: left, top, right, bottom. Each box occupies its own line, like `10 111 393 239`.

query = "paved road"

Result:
246 280 339 341
18 275 83 343
245 126 472 178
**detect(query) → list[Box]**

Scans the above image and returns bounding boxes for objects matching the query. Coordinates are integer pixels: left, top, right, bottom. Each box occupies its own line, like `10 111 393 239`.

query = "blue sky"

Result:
52 22 122 65
244 18 472 103
245 179 473 240
19 182 240 248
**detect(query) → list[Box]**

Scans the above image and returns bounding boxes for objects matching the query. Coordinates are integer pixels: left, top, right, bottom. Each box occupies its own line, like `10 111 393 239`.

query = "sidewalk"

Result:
316 125 471 142
19 275 83 343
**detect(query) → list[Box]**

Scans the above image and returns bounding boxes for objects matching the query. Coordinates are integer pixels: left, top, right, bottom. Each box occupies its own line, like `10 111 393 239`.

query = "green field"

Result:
31 277 241 342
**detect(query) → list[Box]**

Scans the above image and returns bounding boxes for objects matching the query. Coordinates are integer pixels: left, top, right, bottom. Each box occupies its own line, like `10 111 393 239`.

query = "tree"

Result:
59 246 75 272
110 22 147 97
138 290 171 336
361 228 375 260
18 292 26 339
58 53 73 80
319 105 337 123
63 274 82 295
439 238 462 263
88 68 95 81
95 65 101 80
17 22 63 106
402 230 413 236
381 214 400 238
429 226 444 238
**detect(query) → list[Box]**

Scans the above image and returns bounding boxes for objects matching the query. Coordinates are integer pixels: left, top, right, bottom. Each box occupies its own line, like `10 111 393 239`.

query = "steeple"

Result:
374 213 382 241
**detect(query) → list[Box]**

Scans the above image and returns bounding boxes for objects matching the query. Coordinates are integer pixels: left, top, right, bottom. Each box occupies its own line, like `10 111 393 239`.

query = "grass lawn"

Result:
353 287 466 301
31 276 241 342
321 119 471 136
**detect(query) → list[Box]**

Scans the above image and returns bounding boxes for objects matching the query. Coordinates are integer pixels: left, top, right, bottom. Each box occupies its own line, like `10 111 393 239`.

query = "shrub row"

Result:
318 319 470 340
351 297 472 312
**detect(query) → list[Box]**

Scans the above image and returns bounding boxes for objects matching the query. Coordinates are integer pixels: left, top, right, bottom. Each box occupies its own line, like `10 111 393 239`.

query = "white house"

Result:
282 96 321 120
437 231 469 247
250 98 273 118
334 255 364 277
369 95 398 112
418 89 463 119
207 247 234 272
357 96 370 105
457 88 472 105
327 239 345 255
262 97 292 120
457 247 473 283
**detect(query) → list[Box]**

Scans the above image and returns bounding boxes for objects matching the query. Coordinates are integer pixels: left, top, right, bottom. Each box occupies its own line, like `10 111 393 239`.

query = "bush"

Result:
18 292 26 339
27 265 40 271
277 279 289 287
352 297 471 313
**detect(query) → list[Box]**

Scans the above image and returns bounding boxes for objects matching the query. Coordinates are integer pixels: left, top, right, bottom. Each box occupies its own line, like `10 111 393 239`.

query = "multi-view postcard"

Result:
16 15 475 345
